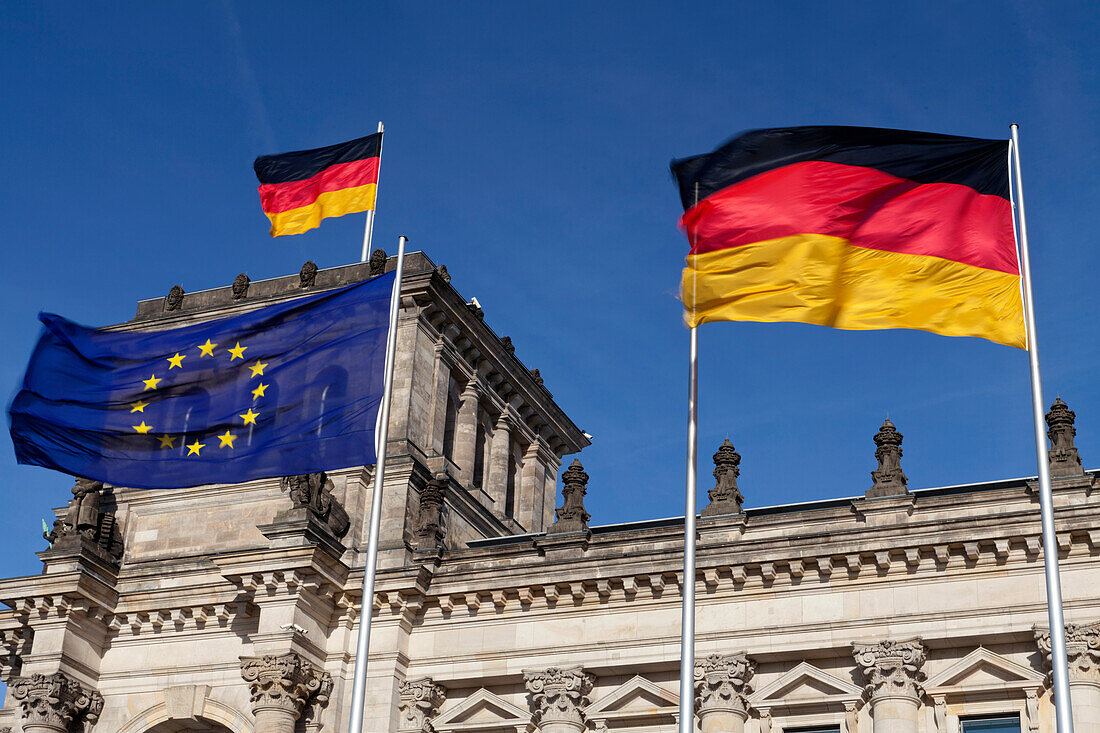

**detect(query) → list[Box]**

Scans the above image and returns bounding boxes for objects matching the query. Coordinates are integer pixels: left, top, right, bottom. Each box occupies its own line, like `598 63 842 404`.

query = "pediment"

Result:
433 689 530 731
585 675 679 719
751 662 862 705
925 648 1044 690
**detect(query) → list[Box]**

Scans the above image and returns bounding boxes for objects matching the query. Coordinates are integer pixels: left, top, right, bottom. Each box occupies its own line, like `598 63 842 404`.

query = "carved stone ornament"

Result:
301 670 334 730
369 249 388 276
434 264 451 283
164 284 185 312
9 672 103 732
530 368 544 387
240 653 330 717
852 638 927 700
549 459 591 534
280 472 350 538
414 479 446 550
299 260 318 288
232 273 251 299
702 438 744 516
500 336 516 355
1046 398 1085 477
693 653 755 715
868 418 908 497
45 477 122 561
1036 622 1100 682
398 677 447 732
524 666 595 728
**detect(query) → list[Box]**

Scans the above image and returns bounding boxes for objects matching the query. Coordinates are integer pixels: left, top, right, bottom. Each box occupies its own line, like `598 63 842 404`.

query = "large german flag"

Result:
254 132 382 237
671 126 1024 348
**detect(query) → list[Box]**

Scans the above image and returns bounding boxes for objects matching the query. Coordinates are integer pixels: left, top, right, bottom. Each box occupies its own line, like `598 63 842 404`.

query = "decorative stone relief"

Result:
1025 689 1039 733
524 666 595 729
549 460 591 534
240 653 330 720
301 671 334 732
232 273 250 300
369 249 388 276
413 478 446 550
530 369 544 387
44 477 122 561
500 336 515 355
694 653 755 715
398 677 447 732
281 472 350 538
932 696 946 733
845 701 859 733
852 639 927 700
702 438 744 516
1036 622 1100 681
9 672 103 732
1046 398 1085 477
164 284 185 312
758 709 772 733
434 264 451 283
299 261 318 288
868 419 908 497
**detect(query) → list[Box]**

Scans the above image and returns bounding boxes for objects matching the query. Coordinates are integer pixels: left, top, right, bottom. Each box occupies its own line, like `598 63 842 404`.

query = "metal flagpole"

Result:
347 234 407 733
679 325 698 733
360 121 385 263
1010 123 1074 733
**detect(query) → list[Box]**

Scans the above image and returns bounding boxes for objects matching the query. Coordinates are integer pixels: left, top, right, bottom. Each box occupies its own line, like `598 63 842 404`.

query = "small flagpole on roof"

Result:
360 121 385 262
1010 123 1075 733
346 234 406 733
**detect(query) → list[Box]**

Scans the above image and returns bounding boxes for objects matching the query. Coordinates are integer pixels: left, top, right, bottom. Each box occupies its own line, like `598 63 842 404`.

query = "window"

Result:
961 716 1021 733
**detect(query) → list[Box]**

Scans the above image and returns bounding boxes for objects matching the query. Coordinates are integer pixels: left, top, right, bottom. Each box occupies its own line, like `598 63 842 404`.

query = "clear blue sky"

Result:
2 2 1099 579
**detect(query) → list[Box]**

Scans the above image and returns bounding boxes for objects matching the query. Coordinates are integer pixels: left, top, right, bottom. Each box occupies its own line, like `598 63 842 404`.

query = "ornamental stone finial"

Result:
398 677 447 733
240 653 331 729
693 653 755 716
524 666 595 732
414 479 446 550
549 460 591 534
702 439 744 516
9 671 103 733
369 249 388 276
164 284 185 312
299 261 318 288
1035 622 1100 681
232 273 251 300
852 639 927 700
868 418 908 497
1046 398 1085 477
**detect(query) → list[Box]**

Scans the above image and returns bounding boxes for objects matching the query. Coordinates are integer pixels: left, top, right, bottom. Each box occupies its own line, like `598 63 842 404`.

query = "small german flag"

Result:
254 132 382 237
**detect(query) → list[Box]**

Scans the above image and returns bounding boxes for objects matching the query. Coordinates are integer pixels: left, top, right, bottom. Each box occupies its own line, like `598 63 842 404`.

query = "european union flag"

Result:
8 273 394 489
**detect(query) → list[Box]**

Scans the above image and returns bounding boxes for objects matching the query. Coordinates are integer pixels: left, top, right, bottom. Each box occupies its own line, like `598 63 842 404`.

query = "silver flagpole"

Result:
1010 123 1074 733
360 121 385 263
347 234 407 733
679 325 699 733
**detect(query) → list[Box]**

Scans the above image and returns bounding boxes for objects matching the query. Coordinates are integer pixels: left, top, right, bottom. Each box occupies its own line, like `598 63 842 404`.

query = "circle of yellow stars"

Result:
127 338 271 456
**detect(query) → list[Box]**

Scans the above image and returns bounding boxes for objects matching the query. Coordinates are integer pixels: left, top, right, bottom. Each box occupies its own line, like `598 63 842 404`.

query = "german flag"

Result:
254 132 382 237
671 126 1024 348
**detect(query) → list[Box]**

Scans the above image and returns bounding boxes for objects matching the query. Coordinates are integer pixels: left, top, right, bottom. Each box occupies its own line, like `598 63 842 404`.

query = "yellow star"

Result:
197 338 217 357
239 408 259 426
251 382 268 400
227 342 247 360
142 374 162 391
186 440 205 456
132 421 153 434
157 434 175 449
166 352 186 369
129 400 150 413
217 430 237 449
248 360 268 378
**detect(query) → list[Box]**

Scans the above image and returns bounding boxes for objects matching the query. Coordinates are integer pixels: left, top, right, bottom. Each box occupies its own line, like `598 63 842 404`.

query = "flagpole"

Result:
347 234 406 733
360 121 385 263
679 324 698 733
1010 123 1074 733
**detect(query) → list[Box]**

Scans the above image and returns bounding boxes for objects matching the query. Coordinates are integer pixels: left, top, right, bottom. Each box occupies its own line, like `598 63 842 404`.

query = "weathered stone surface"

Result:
280 472 350 538
702 438 743 516
240 653 330 718
369 248 387 276
9 672 102 732
414 478 446 550
549 459 590 534
232 273 250 299
694 653 754 714
43 477 122 562
853 639 926 699
299 260 318 288
1036 622 1100 681
868 419 908 497
398 677 446 732
525 666 594 731
1047 397 1085 477
164 284 185 311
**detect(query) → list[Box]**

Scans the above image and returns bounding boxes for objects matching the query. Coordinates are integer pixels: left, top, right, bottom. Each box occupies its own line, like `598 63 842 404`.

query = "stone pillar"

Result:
398 677 447 733
518 439 550 532
486 412 513 511
693 653 755 733
9 672 103 733
1036 622 1100 732
524 666 595 733
453 380 481 487
241 653 332 733
853 639 927 733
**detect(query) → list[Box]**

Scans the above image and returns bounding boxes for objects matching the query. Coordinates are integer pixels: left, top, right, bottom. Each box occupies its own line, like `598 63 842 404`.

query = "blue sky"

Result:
2 2 1099 579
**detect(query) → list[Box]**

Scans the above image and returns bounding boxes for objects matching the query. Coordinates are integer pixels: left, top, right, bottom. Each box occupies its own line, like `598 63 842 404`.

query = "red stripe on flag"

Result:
258 156 380 215
680 160 1018 275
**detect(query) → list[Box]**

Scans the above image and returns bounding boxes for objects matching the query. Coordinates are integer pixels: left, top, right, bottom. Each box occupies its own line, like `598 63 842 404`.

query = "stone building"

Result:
1 253 1098 733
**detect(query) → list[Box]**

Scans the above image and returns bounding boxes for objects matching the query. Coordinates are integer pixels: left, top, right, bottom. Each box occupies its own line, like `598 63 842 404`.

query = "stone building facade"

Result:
1 253 1098 733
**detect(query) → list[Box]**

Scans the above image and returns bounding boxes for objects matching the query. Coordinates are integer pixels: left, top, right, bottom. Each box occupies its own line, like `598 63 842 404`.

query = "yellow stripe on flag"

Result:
265 183 378 237
682 234 1025 348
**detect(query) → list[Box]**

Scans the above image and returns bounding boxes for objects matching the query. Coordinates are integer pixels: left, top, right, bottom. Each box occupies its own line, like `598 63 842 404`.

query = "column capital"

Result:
398 677 447 733
240 652 331 719
1036 622 1100 682
10 671 103 732
694 652 755 715
852 638 927 700
524 666 595 730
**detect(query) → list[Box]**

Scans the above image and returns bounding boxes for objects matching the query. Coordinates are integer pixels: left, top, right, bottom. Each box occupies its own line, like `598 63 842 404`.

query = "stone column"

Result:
694 653 755 733
524 666 595 733
241 653 332 733
1037 622 1100 733
486 412 514 510
853 639 927 733
452 379 480 487
9 672 103 733
398 677 447 733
